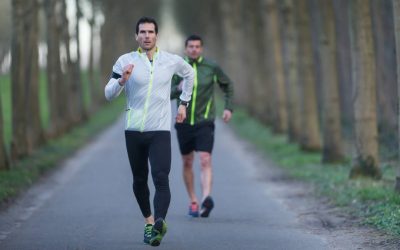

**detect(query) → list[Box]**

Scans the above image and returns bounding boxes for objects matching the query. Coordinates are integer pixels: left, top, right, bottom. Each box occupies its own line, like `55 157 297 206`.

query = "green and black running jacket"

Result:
171 56 234 125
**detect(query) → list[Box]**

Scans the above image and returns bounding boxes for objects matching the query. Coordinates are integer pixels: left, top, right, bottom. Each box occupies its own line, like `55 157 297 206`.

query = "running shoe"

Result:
200 196 214 217
143 224 153 244
188 202 199 217
149 218 167 246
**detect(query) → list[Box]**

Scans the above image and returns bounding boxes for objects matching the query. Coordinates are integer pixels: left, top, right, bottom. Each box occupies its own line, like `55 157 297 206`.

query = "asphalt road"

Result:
0 115 331 250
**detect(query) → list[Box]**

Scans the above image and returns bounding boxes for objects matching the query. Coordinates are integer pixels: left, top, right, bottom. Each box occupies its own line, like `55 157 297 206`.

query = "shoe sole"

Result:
189 211 199 217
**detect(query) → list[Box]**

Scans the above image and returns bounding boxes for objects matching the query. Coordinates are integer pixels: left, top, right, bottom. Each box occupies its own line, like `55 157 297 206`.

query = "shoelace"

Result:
145 225 152 237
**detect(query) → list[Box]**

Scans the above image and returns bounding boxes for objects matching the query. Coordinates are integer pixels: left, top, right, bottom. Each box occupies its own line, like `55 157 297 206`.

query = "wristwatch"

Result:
179 100 189 108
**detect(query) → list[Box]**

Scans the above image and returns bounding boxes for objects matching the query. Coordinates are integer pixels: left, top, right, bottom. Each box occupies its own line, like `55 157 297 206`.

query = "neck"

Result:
188 56 201 62
141 47 157 60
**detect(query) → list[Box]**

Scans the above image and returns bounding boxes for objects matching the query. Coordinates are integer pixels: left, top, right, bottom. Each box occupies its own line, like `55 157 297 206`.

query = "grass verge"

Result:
0 96 125 204
228 106 400 236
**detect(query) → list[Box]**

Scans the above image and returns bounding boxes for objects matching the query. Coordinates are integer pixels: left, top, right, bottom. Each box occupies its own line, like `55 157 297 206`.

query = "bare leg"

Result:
182 152 198 203
199 151 212 200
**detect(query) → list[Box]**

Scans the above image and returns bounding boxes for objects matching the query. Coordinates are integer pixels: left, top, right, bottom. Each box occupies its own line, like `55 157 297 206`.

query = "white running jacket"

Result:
105 49 194 132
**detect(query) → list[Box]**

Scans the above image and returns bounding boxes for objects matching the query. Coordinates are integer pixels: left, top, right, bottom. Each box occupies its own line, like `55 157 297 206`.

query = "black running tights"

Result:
125 130 171 220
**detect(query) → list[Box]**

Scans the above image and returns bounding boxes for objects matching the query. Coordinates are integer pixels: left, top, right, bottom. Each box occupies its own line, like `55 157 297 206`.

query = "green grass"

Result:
227 105 400 236
0 95 124 203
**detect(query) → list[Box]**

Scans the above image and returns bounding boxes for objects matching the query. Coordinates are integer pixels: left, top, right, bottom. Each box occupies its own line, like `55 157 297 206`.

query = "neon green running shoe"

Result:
149 218 167 247
143 224 153 244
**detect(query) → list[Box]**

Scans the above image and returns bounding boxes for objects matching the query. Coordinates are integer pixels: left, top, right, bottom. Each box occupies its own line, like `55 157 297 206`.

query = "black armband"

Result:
111 71 122 79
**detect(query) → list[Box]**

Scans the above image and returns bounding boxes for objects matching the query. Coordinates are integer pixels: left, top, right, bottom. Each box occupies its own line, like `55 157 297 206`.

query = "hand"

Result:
222 109 232 123
176 105 187 123
118 64 134 86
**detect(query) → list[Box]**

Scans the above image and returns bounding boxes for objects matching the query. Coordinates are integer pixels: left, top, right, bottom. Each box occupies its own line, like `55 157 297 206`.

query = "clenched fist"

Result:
118 64 134 86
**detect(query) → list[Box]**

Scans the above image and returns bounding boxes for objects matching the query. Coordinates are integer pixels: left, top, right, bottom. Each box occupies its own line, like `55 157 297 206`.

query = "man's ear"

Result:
135 34 138 42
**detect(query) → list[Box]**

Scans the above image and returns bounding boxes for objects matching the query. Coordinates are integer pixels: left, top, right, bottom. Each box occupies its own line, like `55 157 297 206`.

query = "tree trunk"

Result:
0 91 9 170
334 0 353 132
60 0 75 129
45 0 66 137
264 0 288 134
11 0 43 160
243 0 269 120
296 0 322 151
280 0 301 143
372 0 398 137
315 0 345 163
88 0 98 111
392 0 400 190
73 0 87 122
349 0 381 179
219 0 248 107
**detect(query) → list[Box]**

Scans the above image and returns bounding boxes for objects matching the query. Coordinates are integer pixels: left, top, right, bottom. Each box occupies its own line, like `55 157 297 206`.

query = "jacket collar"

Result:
185 56 203 65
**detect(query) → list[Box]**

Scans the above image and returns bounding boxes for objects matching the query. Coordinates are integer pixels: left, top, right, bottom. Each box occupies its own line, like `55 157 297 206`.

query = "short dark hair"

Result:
136 16 158 35
185 34 203 47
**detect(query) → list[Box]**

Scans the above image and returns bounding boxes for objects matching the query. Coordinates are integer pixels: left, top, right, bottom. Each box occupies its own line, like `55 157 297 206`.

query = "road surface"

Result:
0 116 342 249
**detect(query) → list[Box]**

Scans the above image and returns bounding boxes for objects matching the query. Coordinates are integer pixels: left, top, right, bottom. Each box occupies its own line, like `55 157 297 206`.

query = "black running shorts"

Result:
174 121 215 155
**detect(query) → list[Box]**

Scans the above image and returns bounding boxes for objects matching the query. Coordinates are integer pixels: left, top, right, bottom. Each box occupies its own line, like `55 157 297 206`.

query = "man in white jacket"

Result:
105 16 194 247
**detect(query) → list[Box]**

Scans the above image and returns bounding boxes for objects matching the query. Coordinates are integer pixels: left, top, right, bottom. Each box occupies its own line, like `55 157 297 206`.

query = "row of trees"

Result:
0 0 103 170
245 0 399 188
3 0 400 193
173 0 400 190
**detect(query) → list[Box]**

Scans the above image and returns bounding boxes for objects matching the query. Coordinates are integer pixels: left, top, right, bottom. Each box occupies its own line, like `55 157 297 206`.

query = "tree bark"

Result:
334 0 353 131
219 0 248 107
60 0 74 129
0 91 9 170
263 0 288 134
73 0 87 122
315 0 345 163
371 0 397 136
45 0 67 137
280 0 301 142
88 0 98 111
296 0 322 151
392 0 400 190
11 0 43 160
243 0 269 120
349 0 381 179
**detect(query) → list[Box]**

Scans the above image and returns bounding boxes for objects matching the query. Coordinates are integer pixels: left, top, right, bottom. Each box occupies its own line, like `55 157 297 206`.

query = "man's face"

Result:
136 23 157 51
185 40 203 60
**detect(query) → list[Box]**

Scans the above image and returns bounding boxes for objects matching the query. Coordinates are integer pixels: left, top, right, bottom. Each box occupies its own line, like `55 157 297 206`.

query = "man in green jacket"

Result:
171 34 234 218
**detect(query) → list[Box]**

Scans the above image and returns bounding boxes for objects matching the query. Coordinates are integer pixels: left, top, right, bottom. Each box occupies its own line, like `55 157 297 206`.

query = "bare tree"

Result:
60 0 75 128
219 0 248 107
314 0 344 163
11 0 43 159
72 0 87 121
263 0 288 133
280 0 301 142
0 0 11 69
0 92 9 170
249 0 270 122
349 0 381 179
88 0 99 110
372 0 397 140
45 0 67 136
296 0 321 151
392 0 400 190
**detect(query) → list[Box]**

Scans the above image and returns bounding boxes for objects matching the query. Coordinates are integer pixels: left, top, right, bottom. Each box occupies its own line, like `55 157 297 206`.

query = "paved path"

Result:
0 116 331 250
